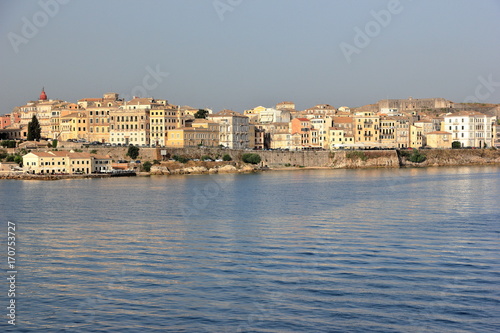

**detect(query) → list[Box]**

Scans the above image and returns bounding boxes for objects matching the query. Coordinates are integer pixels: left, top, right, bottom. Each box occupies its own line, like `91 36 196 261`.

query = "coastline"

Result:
2 148 500 180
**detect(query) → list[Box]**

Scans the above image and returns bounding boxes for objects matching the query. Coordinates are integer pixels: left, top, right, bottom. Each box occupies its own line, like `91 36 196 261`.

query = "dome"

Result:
39 88 47 101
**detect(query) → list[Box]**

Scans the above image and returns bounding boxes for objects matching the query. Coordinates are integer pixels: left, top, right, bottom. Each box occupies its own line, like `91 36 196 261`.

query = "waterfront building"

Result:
208 109 250 149
442 111 496 148
426 131 452 149
328 127 355 149
166 119 219 148
494 124 500 148
291 118 312 149
150 105 185 146
310 117 332 148
353 111 380 146
109 108 150 146
23 151 112 174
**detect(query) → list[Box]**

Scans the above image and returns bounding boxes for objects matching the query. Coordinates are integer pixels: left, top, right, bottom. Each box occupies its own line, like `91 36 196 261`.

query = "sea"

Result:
1 166 499 332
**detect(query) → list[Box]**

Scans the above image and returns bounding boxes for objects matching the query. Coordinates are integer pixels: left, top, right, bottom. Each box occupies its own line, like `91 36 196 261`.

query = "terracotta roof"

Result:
295 118 310 121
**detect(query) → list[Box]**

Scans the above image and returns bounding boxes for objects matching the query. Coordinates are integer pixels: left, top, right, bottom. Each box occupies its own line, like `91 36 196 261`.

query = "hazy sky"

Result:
1 0 499 114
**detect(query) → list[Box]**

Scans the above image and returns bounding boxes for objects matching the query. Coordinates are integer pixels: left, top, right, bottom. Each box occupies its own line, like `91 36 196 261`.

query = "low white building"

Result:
23 151 112 174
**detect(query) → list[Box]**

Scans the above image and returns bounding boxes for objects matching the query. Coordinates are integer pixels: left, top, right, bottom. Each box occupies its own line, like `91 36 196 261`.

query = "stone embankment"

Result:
398 148 500 168
150 161 257 175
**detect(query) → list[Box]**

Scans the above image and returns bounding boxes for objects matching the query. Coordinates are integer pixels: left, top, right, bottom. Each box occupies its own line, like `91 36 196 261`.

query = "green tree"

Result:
143 161 152 172
242 153 261 164
1 140 16 148
90 149 98 154
409 149 426 163
452 141 461 149
27 115 41 141
194 109 209 119
14 155 22 166
52 139 58 148
222 154 232 161
127 146 140 159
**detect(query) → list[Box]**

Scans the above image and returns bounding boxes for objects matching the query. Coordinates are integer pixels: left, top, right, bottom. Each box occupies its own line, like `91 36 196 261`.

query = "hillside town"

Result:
1 89 499 154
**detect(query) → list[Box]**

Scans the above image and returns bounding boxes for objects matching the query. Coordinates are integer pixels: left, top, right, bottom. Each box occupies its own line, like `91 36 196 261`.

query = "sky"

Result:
1 0 499 114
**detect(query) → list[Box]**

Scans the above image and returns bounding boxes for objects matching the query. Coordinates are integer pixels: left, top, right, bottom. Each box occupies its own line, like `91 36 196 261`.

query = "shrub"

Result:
408 149 426 163
452 141 461 149
153 160 160 165
1 140 17 148
242 153 261 164
346 151 368 161
143 161 152 172
90 149 97 154
222 154 232 161
201 155 212 161
173 155 189 163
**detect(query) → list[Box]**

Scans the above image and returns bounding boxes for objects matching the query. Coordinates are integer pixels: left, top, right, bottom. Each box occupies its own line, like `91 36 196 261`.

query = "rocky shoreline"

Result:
2 149 500 180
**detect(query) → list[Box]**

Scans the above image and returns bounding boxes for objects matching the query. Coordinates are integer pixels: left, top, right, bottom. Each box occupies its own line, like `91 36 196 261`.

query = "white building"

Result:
208 109 250 149
443 111 496 148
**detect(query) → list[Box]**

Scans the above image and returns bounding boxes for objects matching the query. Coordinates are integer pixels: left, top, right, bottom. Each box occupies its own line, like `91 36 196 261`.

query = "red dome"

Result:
39 88 47 101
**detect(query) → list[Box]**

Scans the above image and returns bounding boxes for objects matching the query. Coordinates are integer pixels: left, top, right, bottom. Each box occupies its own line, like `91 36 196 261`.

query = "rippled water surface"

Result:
1 166 500 332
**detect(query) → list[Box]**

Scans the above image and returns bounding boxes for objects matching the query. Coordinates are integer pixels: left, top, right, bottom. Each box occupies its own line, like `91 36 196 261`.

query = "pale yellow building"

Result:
150 106 185 146
109 109 150 146
353 112 380 144
426 131 452 149
58 112 89 141
166 120 219 148
23 151 112 174
328 127 355 149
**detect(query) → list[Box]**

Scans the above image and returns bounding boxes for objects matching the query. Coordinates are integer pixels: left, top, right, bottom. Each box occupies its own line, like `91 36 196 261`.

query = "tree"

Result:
14 155 22 166
52 139 58 148
143 161 152 172
27 115 41 141
242 153 261 164
452 141 461 149
127 146 140 159
222 154 232 161
408 149 426 163
194 109 209 119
